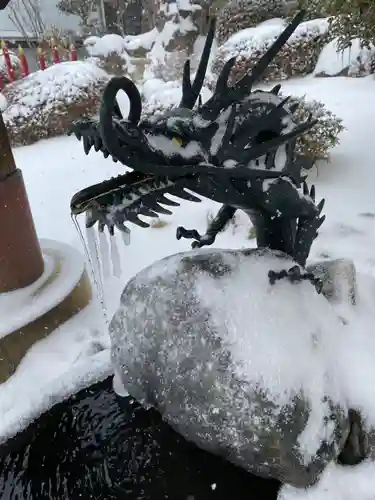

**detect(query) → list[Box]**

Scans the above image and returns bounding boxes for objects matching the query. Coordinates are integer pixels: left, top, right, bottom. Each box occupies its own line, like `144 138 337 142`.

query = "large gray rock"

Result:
109 247 350 488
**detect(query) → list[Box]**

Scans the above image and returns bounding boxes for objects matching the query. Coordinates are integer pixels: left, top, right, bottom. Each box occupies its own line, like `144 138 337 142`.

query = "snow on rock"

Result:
3 60 109 146
213 17 331 83
84 33 141 79
84 34 127 58
145 0 209 82
110 246 348 488
123 28 158 56
314 38 375 78
84 29 158 65
144 21 188 81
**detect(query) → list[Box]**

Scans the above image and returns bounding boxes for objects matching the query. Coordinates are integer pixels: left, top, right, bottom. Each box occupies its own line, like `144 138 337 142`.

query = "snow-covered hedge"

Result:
216 0 286 45
3 61 109 147
213 18 331 83
289 0 332 20
314 37 375 77
288 95 344 160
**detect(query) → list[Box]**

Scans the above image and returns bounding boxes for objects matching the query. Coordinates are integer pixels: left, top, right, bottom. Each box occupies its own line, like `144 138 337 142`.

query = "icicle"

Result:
110 233 122 278
71 214 109 326
98 229 111 278
121 227 131 246
85 223 109 323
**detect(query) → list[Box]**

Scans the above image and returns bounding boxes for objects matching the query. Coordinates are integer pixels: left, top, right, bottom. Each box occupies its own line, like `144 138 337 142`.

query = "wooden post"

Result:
0 112 44 292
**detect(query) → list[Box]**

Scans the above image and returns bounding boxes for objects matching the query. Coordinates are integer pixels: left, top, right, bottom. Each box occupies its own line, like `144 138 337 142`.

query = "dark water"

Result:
0 376 281 500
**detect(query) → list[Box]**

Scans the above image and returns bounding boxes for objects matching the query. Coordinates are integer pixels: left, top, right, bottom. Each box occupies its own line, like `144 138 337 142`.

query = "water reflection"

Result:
0 376 281 499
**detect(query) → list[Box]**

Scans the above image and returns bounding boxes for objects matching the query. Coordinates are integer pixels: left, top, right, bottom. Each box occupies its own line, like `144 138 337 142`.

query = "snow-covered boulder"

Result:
314 38 375 78
3 60 109 146
110 247 352 487
145 0 211 82
213 18 331 83
84 34 127 58
84 34 134 78
124 29 158 58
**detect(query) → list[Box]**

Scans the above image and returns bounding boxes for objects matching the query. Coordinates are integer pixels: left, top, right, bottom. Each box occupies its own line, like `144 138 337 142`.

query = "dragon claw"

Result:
176 226 201 242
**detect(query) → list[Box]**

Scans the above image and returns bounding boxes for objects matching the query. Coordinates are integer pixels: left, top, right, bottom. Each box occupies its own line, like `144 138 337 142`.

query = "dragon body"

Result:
70 10 325 269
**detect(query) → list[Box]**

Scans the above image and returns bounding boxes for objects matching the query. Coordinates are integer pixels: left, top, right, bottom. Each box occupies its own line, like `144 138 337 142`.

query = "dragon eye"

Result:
172 137 183 147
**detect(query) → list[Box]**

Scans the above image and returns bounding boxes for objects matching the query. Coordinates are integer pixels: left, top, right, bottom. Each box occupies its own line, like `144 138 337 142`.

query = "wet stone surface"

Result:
0 376 282 500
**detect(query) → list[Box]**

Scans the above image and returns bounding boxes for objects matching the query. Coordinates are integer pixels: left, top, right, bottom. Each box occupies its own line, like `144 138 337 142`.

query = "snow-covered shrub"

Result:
290 0 332 20
216 0 285 45
314 37 375 77
289 95 344 160
3 61 109 146
311 0 375 50
213 18 331 83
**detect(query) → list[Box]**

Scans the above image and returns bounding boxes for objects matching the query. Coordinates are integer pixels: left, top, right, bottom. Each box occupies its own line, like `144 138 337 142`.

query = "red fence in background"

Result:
0 40 79 89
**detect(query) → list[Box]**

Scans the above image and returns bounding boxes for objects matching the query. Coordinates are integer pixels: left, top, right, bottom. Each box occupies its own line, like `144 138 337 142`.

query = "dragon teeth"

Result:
126 213 150 228
138 206 159 218
145 201 172 215
158 195 180 207
171 188 201 202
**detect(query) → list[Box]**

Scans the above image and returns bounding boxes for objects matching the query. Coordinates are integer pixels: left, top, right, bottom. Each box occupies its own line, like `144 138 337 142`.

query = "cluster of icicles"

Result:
71 213 129 325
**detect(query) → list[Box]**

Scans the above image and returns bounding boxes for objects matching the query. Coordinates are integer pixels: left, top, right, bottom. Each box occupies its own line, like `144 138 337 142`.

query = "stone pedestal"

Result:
0 239 92 383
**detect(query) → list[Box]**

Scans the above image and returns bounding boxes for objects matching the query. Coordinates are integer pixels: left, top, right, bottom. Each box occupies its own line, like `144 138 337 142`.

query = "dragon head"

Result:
70 10 317 237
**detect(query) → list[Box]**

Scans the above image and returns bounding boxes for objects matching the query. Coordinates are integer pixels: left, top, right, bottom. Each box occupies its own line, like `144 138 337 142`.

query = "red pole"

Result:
1 40 15 82
52 45 60 64
37 47 47 70
18 45 29 77
70 43 77 61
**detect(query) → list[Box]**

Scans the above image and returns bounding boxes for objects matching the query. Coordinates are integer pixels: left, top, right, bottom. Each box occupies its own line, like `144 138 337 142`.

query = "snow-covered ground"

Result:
2 74 375 498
